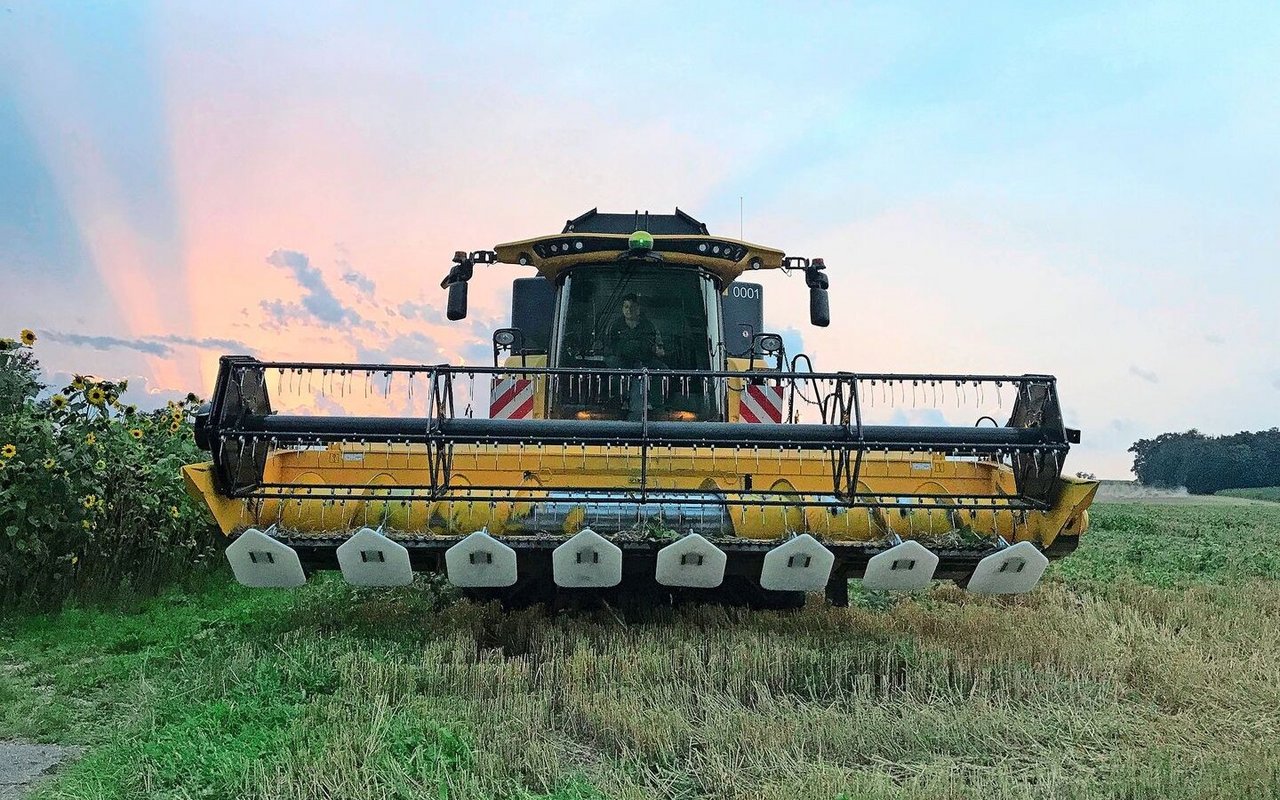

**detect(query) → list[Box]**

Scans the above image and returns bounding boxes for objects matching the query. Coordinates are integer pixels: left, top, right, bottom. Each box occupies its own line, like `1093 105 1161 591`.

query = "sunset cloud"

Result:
341 269 376 296
43 331 253 357
260 249 364 328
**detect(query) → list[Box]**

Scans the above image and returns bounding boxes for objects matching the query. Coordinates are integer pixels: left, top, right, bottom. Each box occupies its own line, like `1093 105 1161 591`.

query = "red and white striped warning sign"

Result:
739 383 784 423
490 376 534 420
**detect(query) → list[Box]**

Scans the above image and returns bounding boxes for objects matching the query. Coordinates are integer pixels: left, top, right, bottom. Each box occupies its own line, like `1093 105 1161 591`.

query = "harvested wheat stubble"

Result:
2 502 1280 799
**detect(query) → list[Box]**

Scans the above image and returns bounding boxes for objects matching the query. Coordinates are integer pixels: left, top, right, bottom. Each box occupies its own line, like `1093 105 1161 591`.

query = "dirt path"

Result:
0 742 81 800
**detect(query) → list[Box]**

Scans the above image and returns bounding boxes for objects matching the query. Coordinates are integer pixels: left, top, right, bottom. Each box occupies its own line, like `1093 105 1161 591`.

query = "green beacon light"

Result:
628 230 654 251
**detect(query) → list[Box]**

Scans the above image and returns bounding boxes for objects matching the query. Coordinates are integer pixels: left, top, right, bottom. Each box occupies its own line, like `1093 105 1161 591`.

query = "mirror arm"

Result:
802 258 828 291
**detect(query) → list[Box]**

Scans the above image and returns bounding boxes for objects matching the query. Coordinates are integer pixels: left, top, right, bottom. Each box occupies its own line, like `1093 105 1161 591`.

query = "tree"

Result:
1130 428 1280 494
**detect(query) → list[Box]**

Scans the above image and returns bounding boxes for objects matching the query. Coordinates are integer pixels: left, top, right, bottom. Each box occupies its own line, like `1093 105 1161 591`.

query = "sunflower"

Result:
124 404 137 416
169 506 180 519
82 494 97 509
81 520 91 530
129 428 144 440
95 459 106 471
71 376 86 391
0 444 15 459
169 420 181 434
43 458 56 470
50 394 68 409
87 386 107 406
20 329 36 346
85 432 97 446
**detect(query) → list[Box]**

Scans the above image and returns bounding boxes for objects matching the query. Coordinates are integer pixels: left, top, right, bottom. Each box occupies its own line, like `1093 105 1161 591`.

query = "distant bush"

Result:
0 331 219 609
1129 428 1280 495
1216 486 1280 503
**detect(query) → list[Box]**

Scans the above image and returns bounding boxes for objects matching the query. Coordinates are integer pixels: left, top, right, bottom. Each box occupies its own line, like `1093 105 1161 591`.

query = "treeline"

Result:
1130 428 1280 494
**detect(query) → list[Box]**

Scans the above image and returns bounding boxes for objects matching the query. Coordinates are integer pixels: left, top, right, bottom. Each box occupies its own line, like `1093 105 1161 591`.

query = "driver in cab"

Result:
606 293 665 368
606 293 666 419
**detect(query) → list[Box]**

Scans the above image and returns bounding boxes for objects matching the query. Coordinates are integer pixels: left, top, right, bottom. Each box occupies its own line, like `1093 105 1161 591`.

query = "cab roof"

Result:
492 208 788 285
562 208 709 235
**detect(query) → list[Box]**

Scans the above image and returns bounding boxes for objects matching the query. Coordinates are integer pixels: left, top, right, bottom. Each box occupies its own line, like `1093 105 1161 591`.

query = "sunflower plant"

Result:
0 329 219 608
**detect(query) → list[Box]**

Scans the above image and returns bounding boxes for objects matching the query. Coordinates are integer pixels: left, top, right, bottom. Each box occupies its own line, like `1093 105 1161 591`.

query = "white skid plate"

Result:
336 527 413 587
862 540 939 592
655 533 727 588
967 540 1050 595
225 527 306 588
552 528 622 588
760 533 835 592
445 530 518 588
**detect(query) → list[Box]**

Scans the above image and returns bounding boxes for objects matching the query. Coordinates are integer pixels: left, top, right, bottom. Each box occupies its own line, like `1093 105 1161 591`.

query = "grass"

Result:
3 502 1280 799
1217 486 1280 503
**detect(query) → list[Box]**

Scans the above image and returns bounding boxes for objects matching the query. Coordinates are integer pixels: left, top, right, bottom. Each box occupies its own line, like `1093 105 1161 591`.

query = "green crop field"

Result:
4 502 1280 800
1216 486 1280 503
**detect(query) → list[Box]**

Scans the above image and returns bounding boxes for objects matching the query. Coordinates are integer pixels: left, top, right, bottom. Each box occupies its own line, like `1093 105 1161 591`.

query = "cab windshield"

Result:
551 262 723 419
555 263 720 370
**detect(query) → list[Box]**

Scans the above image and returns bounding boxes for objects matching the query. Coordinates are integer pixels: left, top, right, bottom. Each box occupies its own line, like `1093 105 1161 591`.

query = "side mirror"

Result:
809 286 829 328
441 251 476 321
803 258 830 328
447 281 468 321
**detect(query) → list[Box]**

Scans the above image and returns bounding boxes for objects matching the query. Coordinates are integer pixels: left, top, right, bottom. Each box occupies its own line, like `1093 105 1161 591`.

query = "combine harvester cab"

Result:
183 208 1098 607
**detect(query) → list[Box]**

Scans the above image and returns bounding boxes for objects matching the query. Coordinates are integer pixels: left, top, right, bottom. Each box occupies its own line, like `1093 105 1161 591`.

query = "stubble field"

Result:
3 501 1280 800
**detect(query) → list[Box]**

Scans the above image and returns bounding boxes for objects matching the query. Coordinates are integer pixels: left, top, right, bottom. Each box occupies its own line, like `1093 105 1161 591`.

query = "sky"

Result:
1 1 1277 478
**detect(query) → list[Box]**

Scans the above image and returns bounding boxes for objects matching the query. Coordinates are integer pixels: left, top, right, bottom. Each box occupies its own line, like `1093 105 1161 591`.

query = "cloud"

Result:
355 331 449 365
1128 365 1159 384
42 330 252 356
262 249 362 327
155 334 251 351
341 269 376 295
397 299 442 322
353 328 494 369
44 332 171 355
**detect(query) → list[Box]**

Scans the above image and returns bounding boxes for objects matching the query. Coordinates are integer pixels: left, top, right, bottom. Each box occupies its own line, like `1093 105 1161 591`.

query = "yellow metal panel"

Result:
182 444 1096 545
493 234 786 286
181 463 246 536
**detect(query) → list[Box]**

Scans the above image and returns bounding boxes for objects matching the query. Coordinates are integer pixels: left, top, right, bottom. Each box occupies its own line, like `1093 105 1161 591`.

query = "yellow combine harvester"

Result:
183 209 1097 607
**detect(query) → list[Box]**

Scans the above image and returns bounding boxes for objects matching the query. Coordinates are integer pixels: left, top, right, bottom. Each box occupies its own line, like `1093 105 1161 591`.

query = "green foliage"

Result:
1129 428 1280 494
0 331 220 608
4 503 1280 799
1052 502 1280 586
1217 486 1280 503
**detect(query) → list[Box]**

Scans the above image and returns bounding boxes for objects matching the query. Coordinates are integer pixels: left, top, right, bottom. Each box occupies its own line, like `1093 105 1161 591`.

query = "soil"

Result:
0 742 82 800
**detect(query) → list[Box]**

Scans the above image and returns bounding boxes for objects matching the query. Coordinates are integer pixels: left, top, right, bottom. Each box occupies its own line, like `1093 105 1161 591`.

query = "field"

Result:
3 502 1280 800
1217 486 1280 503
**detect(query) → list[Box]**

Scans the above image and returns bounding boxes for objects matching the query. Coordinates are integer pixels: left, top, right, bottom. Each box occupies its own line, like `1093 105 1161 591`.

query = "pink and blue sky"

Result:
2 2 1277 477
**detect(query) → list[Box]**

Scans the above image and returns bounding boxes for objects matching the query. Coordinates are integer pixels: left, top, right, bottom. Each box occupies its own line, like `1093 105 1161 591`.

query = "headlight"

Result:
758 334 783 354
494 330 517 347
